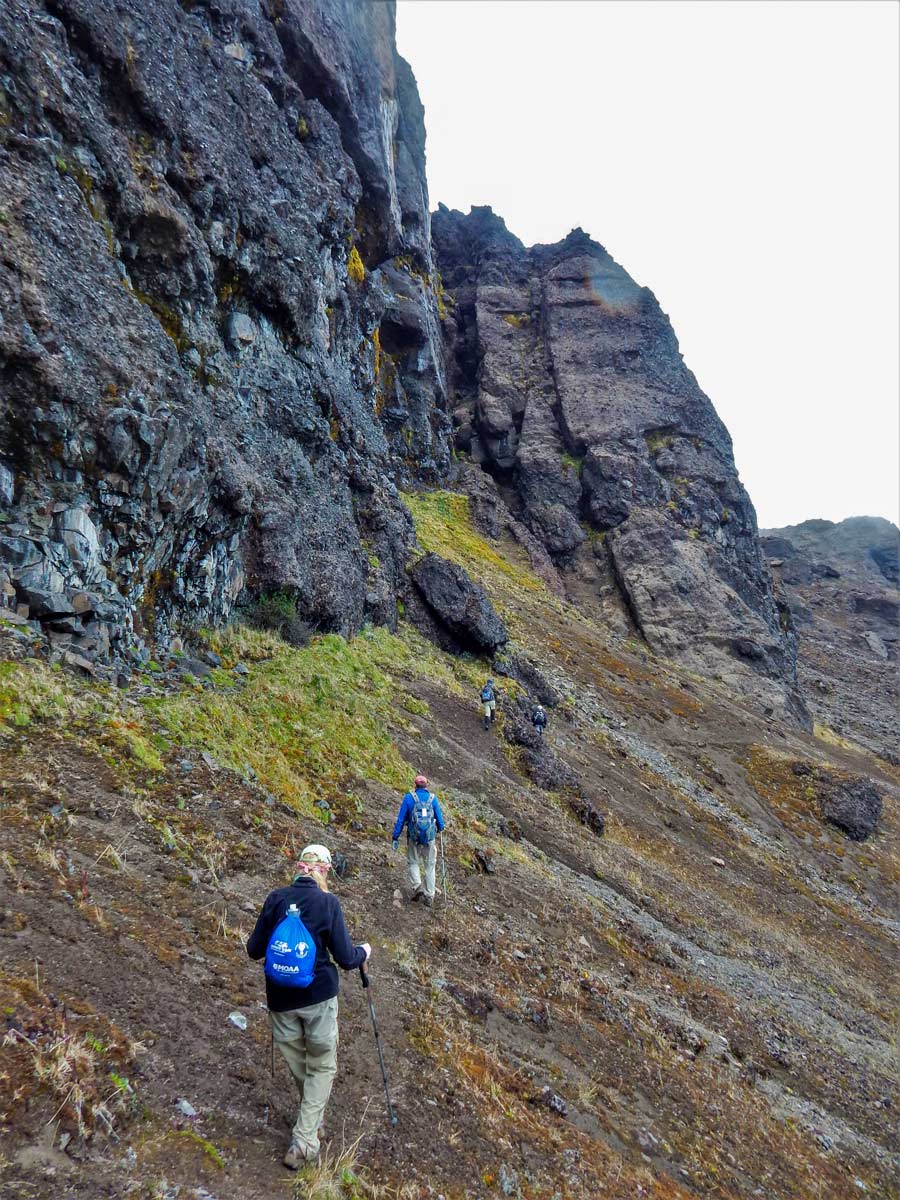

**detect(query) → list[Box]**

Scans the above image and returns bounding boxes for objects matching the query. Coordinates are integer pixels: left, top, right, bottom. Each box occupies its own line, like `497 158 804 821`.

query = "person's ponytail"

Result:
296 861 330 893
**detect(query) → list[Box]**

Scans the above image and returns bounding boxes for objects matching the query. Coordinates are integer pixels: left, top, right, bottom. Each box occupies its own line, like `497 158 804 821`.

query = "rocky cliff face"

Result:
761 517 899 759
433 206 800 716
1 0 799 717
0 0 450 661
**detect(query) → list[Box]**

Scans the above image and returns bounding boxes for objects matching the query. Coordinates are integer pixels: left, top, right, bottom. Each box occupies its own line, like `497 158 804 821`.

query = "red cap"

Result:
414 774 428 787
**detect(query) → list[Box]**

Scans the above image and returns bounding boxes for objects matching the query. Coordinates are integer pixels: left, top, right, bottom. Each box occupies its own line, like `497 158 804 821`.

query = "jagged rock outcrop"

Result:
434 205 802 717
0 0 451 664
819 773 883 841
762 517 900 758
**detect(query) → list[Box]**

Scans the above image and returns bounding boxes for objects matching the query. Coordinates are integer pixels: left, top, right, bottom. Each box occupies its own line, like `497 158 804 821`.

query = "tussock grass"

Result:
292 1134 413 1199
149 624 483 817
0 658 90 728
0 973 140 1140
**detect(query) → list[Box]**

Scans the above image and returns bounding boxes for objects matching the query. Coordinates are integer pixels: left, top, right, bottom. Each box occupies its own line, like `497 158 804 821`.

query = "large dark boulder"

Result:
409 553 507 653
818 774 883 841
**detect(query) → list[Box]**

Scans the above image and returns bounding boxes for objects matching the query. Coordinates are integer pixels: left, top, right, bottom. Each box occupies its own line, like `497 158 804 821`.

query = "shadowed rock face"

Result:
433 205 802 718
0 0 450 659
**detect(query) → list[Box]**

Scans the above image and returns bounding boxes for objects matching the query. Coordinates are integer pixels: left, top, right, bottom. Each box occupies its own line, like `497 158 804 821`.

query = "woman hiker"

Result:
246 844 371 1170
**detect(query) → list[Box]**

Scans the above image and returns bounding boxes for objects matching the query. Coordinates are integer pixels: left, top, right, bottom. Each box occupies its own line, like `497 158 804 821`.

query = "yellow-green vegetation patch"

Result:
148 628 409 814
812 720 862 754
347 244 365 285
0 658 87 728
0 662 160 772
402 490 544 598
0 658 163 772
148 623 483 816
741 745 835 843
170 1128 225 1169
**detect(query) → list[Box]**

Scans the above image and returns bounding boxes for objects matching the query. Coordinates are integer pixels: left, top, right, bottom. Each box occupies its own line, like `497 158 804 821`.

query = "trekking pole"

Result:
439 830 448 905
360 963 397 1127
269 1028 275 1078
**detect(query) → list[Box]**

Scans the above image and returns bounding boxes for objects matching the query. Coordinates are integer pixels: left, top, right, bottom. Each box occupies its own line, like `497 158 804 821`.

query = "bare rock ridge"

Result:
432 205 801 717
2 0 798 715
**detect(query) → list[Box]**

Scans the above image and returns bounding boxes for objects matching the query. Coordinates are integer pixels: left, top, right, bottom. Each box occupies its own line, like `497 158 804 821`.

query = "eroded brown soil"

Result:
1 612 898 1200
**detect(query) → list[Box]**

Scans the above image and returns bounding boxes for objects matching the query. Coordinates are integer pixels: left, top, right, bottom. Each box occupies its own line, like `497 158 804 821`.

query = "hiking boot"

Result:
423 894 434 908
490 711 496 723
410 887 423 902
483 717 490 730
283 1139 317 1170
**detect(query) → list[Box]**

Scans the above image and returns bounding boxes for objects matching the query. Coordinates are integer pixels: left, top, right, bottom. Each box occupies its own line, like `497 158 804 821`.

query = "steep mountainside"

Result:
761 517 900 760
0 0 801 720
1 5 897 1200
0 496 897 1200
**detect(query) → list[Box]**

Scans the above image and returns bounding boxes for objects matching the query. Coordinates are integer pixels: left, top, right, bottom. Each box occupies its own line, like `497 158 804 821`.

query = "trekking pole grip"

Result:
360 962 370 988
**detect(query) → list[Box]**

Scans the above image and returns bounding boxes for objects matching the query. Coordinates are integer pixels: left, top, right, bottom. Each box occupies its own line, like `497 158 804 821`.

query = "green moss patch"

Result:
403 490 545 597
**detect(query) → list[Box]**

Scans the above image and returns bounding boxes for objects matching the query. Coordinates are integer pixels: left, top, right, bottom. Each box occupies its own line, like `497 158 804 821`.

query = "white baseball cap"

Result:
299 844 333 866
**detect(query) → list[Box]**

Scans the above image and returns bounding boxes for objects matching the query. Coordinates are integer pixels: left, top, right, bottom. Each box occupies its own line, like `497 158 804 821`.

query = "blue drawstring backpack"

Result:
265 904 317 988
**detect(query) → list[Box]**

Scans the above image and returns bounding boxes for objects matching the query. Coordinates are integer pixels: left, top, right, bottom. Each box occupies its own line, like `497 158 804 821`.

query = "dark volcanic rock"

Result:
569 796 606 838
818 774 882 841
0 0 820 720
434 206 801 719
0 0 450 661
410 552 508 653
761 518 900 758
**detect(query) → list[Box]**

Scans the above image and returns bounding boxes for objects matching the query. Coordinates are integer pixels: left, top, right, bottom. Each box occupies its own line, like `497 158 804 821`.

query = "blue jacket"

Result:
393 786 445 841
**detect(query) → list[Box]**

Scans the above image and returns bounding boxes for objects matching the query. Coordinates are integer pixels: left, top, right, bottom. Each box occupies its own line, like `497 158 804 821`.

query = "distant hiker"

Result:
480 678 497 730
391 774 445 907
532 704 547 736
246 844 371 1170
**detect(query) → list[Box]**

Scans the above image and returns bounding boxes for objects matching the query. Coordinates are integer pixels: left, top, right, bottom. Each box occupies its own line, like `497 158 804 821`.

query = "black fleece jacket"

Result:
246 876 366 1011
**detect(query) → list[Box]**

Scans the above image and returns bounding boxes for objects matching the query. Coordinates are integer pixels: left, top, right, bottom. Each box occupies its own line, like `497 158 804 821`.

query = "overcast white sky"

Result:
396 0 899 529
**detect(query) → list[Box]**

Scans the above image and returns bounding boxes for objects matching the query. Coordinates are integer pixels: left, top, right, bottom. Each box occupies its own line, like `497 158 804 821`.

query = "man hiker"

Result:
480 678 497 730
391 774 445 907
532 704 548 736
246 844 371 1170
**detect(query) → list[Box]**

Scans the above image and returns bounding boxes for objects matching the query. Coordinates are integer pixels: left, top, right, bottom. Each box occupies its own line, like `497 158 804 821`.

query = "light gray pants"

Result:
407 838 437 899
270 995 338 1156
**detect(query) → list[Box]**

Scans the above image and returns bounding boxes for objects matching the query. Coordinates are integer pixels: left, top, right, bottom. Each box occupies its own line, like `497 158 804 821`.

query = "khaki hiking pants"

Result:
407 838 437 900
270 996 338 1157
482 698 496 719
